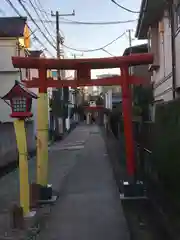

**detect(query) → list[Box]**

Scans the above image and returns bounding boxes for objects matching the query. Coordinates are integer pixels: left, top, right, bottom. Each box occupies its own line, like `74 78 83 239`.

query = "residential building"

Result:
123 44 152 82
0 17 31 122
123 43 153 120
83 86 102 96
96 74 121 94
135 0 180 102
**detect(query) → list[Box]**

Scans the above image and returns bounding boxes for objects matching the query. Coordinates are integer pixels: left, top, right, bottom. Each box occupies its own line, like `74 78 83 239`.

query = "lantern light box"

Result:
2 80 38 119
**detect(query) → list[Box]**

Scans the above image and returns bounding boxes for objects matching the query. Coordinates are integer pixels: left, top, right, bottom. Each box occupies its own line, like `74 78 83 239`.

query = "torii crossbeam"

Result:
12 53 153 186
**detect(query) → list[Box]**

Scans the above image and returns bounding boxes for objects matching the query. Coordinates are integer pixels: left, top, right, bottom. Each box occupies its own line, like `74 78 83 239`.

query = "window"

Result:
176 4 180 29
147 28 152 52
148 24 160 71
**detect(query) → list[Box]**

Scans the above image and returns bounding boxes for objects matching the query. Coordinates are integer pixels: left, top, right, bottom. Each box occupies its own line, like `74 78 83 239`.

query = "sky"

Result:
1 0 146 78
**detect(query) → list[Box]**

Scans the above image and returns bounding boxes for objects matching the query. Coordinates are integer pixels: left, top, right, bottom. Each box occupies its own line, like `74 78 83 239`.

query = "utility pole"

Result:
55 11 61 80
127 29 133 75
71 53 83 122
127 29 132 54
71 53 83 59
51 10 75 79
51 9 75 135
71 52 83 79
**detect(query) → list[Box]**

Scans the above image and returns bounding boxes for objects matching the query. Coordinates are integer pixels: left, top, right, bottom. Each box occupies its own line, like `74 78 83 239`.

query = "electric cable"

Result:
5 0 55 57
17 0 56 50
23 1 137 25
31 0 65 38
28 17 137 25
58 18 137 25
111 0 140 14
62 32 125 52
28 0 56 45
101 48 115 57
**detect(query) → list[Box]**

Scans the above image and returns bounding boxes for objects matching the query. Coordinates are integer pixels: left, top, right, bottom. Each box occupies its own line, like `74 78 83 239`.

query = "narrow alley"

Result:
35 124 130 240
0 0 180 239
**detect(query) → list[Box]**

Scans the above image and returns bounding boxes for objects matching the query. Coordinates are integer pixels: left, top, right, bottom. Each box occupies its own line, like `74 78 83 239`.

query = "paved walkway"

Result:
37 125 130 240
0 124 129 239
0 124 89 238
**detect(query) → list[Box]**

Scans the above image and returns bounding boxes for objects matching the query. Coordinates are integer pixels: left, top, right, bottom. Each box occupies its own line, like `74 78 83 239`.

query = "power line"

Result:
58 18 137 25
23 1 138 25
28 0 56 45
101 48 115 57
28 0 52 16
5 0 55 57
32 1 65 37
17 0 56 50
33 0 56 33
27 0 65 38
62 32 125 52
23 2 137 25
111 0 140 14
28 17 137 25
35 0 52 21
24 3 138 24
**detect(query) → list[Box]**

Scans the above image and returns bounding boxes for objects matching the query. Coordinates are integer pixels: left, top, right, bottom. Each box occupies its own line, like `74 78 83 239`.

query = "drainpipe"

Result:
168 0 176 99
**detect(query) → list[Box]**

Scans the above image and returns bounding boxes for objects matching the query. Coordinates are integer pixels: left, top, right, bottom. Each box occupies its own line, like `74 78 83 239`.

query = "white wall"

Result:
0 38 19 72
175 22 180 88
0 38 37 136
0 38 21 122
105 90 112 109
0 72 20 122
152 15 173 102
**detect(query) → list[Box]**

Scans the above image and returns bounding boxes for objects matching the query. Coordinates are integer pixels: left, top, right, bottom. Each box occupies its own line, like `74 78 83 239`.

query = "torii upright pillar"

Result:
121 65 135 177
37 68 49 186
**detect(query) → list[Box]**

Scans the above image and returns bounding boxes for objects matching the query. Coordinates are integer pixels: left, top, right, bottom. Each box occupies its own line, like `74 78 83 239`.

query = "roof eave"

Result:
0 16 27 38
135 0 148 39
135 0 165 39
123 44 148 56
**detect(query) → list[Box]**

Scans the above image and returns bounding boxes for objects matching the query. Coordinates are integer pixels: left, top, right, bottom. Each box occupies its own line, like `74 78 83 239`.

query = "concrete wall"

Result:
132 65 151 81
0 122 36 167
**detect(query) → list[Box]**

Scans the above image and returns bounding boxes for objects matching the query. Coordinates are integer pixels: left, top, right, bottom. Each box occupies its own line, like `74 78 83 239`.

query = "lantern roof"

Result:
2 80 38 100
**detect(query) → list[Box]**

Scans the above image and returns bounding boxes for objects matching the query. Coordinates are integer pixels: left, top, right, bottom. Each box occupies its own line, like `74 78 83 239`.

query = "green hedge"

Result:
152 99 180 201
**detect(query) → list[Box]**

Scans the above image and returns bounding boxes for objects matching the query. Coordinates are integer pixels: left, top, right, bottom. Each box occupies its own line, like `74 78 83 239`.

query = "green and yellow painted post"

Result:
14 119 30 216
36 68 49 186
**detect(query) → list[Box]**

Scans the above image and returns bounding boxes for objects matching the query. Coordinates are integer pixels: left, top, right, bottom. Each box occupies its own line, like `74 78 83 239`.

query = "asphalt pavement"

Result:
37 124 130 240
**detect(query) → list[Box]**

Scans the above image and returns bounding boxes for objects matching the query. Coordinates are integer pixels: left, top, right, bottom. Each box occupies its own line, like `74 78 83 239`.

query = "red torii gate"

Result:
12 53 153 179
